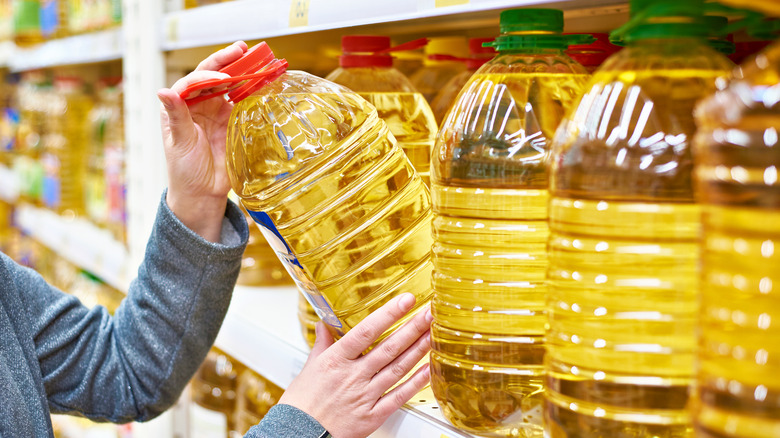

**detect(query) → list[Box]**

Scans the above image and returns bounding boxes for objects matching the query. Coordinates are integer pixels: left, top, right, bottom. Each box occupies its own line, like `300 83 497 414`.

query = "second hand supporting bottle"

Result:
430 9 589 437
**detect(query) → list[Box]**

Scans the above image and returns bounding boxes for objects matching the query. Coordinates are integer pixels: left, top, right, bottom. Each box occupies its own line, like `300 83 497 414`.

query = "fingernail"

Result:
398 293 415 311
157 91 174 110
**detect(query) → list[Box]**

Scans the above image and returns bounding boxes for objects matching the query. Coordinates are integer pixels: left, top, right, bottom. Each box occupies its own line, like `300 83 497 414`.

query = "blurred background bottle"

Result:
410 36 467 104
546 0 732 436
564 33 620 73
429 36 495 123
326 35 437 185
693 39 780 438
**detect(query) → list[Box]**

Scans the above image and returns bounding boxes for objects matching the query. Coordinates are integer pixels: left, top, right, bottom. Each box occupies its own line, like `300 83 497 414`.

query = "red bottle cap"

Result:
467 37 496 69
338 36 428 68
180 42 288 105
565 33 620 67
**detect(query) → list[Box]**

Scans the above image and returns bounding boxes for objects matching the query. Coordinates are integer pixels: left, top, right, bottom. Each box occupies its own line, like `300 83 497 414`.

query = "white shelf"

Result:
14 203 131 292
162 0 628 51
215 286 476 438
9 28 123 72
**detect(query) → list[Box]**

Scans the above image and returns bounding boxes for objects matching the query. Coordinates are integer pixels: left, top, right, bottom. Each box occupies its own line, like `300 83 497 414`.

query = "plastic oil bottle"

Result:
546 1 733 436
12 0 43 46
429 9 590 437
218 43 433 342
564 33 620 73
410 36 468 104
693 41 780 438
234 200 292 287
190 348 244 438
42 77 92 216
298 291 318 348
326 35 438 186
233 368 284 436
430 37 496 123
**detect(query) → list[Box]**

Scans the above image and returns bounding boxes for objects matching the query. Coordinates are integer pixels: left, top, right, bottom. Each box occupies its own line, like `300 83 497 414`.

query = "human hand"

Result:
156 41 248 242
279 293 432 438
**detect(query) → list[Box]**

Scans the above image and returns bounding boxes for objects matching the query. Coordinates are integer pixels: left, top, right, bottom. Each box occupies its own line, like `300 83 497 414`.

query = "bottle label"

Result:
246 209 344 332
40 0 59 38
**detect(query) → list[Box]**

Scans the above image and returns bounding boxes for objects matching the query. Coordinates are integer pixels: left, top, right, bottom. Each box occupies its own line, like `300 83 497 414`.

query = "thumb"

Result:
158 88 197 149
309 321 335 358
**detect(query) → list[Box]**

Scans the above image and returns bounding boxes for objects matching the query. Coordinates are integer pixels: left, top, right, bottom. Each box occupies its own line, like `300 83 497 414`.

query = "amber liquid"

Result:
693 42 780 438
431 69 588 437
227 74 432 342
548 41 731 437
234 368 284 434
358 92 437 186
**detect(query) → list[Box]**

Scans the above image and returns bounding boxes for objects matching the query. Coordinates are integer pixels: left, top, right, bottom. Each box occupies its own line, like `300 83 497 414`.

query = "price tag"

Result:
289 0 310 27
167 17 179 42
435 0 469 7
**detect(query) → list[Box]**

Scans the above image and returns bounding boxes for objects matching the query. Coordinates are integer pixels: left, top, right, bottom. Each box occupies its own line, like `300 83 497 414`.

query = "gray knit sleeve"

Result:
18 192 249 423
245 404 328 438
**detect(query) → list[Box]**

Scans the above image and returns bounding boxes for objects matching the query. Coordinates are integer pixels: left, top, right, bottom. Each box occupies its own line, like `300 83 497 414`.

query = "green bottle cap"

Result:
704 15 736 55
499 8 563 33
487 8 594 52
611 0 710 44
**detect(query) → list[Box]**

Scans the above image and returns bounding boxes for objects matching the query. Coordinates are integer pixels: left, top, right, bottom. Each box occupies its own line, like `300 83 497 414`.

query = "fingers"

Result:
372 363 431 419
362 304 432 374
310 321 335 358
196 41 249 72
169 70 232 97
368 327 431 396
334 293 417 360
157 88 196 149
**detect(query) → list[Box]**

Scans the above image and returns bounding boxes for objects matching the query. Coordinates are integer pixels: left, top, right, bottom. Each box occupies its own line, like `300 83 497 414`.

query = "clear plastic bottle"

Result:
565 33 620 73
429 9 589 437
233 368 284 435
430 37 495 124
546 1 732 436
222 44 433 342
693 40 780 438
190 348 244 438
42 77 92 216
297 291 318 348
410 36 467 104
12 0 43 46
326 35 438 185
235 203 292 287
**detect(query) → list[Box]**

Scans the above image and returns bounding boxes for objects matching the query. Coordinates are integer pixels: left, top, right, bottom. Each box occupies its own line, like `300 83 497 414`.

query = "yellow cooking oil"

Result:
190 348 244 437
226 68 433 344
410 36 467 104
546 1 732 435
430 9 589 437
234 202 292 287
234 368 284 435
298 292 318 348
326 36 437 186
692 41 780 438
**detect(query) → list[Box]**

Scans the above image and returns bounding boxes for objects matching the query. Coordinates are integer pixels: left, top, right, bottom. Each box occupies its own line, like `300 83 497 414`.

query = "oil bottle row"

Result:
1 70 126 243
194 0 780 437
188 348 284 438
0 0 121 45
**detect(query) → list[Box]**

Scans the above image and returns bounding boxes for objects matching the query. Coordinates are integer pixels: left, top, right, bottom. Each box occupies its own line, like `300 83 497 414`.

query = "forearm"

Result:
35 192 249 422
245 404 328 438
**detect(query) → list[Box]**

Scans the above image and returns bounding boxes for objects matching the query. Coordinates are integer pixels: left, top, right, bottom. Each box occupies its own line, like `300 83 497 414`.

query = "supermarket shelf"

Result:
162 0 628 51
9 28 123 72
14 204 131 292
215 286 476 438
